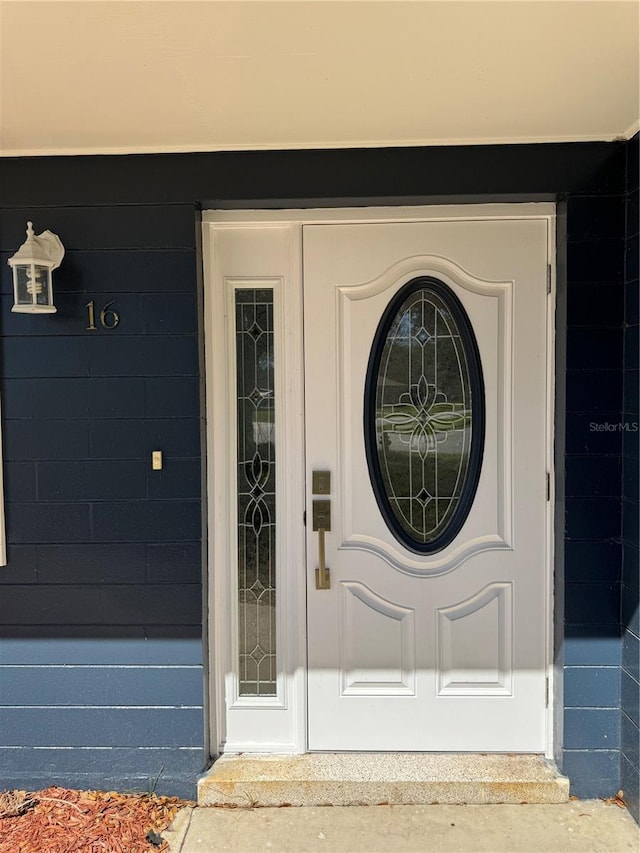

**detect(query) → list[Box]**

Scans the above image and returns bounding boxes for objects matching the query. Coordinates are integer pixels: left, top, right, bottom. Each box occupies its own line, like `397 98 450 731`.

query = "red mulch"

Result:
0 786 193 853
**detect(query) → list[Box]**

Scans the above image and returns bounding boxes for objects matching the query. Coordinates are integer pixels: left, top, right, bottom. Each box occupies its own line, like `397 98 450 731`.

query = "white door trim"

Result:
203 203 556 758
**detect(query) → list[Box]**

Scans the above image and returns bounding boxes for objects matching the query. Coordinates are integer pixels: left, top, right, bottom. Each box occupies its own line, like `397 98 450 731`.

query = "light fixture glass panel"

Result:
235 288 277 696
15 266 34 306
14 264 51 309
34 265 50 306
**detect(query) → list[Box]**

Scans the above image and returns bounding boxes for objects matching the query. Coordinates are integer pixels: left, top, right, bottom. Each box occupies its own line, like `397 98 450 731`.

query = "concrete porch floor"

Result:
164 800 639 853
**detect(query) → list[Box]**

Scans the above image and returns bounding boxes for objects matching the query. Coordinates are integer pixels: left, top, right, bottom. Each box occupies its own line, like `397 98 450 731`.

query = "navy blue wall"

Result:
621 134 640 821
561 135 640 811
0 142 635 803
562 186 626 797
0 205 205 798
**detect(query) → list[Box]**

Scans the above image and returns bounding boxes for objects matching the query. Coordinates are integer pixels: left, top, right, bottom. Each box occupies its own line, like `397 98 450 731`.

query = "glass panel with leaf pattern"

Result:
235 289 276 695
365 277 484 554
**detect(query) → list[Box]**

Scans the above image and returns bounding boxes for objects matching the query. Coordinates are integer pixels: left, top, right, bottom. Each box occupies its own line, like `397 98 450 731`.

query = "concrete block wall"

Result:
0 205 205 798
0 142 634 802
562 185 626 797
621 132 639 821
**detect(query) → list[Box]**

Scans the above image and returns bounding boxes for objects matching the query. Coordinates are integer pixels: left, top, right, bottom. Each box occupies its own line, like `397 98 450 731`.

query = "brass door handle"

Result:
315 527 331 590
312 498 331 590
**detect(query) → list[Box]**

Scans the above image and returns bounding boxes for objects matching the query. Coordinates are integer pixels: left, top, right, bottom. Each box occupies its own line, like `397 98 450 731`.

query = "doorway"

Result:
203 204 555 756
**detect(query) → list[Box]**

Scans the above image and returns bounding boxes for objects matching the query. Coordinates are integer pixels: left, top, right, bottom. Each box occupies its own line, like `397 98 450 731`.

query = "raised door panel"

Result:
340 581 415 696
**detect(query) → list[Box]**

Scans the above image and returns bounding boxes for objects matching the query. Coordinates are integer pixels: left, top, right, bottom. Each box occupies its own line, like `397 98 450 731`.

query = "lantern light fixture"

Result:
8 221 64 314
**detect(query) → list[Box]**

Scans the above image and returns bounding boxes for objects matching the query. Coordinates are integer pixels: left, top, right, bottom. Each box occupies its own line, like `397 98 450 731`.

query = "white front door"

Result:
304 217 551 751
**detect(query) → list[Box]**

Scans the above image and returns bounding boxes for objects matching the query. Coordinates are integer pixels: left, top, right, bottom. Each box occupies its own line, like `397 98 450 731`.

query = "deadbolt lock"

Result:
312 470 331 495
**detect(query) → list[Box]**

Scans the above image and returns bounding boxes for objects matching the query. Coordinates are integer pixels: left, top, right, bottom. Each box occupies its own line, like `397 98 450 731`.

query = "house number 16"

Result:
86 300 120 330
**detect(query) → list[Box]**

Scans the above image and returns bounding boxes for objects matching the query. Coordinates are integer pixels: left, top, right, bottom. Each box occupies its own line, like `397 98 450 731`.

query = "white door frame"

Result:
202 203 556 758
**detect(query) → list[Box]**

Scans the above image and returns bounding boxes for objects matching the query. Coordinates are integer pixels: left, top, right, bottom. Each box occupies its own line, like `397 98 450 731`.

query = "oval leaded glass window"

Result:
364 277 485 554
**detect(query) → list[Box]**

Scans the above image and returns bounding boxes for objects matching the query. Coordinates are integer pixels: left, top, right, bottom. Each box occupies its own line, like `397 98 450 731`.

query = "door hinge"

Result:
545 676 550 707
547 264 552 294
303 510 307 527
546 472 551 501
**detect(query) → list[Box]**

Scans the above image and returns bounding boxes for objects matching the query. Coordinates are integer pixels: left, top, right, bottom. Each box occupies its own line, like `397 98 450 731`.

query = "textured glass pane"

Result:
235 289 276 696
16 264 48 306
368 280 483 551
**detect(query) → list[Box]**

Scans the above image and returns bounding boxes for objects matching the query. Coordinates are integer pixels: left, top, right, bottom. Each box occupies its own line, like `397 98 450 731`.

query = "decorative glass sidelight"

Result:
235 289 277 695
364 277 485 554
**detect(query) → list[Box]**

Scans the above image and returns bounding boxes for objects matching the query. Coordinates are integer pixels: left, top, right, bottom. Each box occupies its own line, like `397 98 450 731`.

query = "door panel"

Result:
304 218 550 751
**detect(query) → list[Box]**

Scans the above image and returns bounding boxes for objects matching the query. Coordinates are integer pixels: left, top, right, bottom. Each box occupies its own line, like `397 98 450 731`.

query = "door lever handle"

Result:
315 527 331 590
312 499 331 590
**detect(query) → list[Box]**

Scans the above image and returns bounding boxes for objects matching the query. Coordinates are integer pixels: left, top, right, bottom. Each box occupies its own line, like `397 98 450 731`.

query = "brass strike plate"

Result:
312 499 331 531
312 470 331 495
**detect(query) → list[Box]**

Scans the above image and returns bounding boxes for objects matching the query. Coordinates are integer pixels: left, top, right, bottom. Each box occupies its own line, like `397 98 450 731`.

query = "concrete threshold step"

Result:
198 753 569 807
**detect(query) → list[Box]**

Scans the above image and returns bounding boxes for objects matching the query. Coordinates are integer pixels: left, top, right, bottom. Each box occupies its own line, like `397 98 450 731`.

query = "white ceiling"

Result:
0 0 638 157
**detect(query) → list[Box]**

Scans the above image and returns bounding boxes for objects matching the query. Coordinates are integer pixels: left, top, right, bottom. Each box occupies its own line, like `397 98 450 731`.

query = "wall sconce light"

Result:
8 221 64 314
